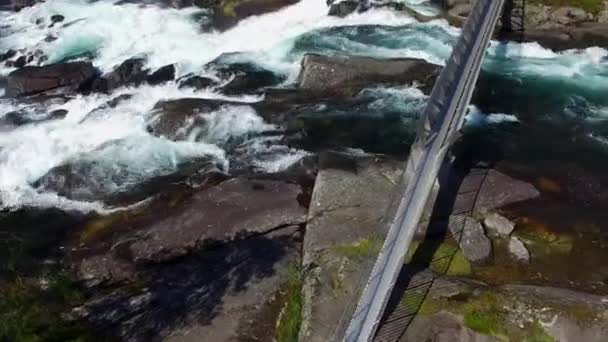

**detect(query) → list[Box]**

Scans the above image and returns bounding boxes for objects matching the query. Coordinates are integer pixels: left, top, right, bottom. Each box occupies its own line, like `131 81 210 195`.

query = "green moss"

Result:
334 237 383 260
529 0 604 14
0 273 96 342
514 228 573 257
524 321 555 342
276 265 303 342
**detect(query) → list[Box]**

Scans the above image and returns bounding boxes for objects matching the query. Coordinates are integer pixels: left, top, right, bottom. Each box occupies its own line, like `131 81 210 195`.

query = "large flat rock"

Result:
75 178 307 285
300 153 405 342
297 54 440 94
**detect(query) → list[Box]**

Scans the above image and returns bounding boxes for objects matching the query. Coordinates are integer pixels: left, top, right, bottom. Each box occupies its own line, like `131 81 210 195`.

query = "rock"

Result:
483 212 515 236
34 144 221 205
405 311 498 342
14 55 26 68
5 61 97 97
0 49 16 61
199 0 299 32
92 58 147 92
297 53 440 94
11 0 38 11
300 154 404 342
211 60 286 94
178 74 217 89
146 64 175 85
508 236 530 263
44 34 57 42
74 178 306 285
78 95 132 122
475 170 540 213
459 217 492 264
147 98 236 140
50 14 65 23
503 23 608 51
328 0 359 17
406 277 608 342
49 109 68 120
78 225 301 341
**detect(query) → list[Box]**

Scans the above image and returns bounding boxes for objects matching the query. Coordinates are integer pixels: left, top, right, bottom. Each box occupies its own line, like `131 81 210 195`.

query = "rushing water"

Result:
0 0 607 211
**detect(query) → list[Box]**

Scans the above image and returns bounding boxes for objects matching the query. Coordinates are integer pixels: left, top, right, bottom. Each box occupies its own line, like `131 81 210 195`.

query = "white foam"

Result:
465 106 519 126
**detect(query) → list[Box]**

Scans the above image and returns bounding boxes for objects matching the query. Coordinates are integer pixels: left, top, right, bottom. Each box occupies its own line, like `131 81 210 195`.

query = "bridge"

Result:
341 0 519 341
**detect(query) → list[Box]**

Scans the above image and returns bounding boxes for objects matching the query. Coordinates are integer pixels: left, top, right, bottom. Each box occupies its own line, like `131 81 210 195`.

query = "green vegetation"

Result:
525 322 556 342
276 265 303 342
0 273 95 342
529 0 604 14
404 239 472 276
334 237 383 260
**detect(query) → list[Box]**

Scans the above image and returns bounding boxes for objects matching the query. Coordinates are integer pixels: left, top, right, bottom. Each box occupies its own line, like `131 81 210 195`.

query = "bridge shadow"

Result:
373 139 493 341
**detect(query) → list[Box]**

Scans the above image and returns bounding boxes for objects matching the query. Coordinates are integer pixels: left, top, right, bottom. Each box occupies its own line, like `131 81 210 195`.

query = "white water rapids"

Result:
0 0 607 211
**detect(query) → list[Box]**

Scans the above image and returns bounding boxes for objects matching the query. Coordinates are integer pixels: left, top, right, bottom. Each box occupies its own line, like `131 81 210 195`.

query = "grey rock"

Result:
297 53 440 94
475 170 540 213
328 0 359 17
508 236 530 263
300 154 404 342
460 217 492 264
146 64 175 85
147 98 239 141
129 178 306 262
5 61 97 97
404 311 499 342
483 212 515 236
79 225 301 342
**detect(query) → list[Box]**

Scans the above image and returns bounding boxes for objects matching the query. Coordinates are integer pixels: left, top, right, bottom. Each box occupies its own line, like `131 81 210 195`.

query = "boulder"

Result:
50 14 65 23
14 55 27 68
178 74 217 89
147 98 236 140
508 236 530 263
11 0 38 11
459 217 492 264
483 212 515 236
328 0 359 17
146 64 175 85
74 177 307 284
33 145 221 205
211 61 286 94
0 49 16 61
91 58 147 92
4 61 97 97
297 53 440 94
474 169 540 213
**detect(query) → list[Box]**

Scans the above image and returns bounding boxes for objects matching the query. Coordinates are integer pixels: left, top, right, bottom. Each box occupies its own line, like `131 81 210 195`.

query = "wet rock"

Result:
483 212 515 236
11 0 38 11
211 60 286 94
405 311 497 342
0 49 16 61
297 53 440 94
199 0 299 32
148 98 237 140
503 23 608 51
50 14 65 23
44 34 57 42
146 64 175 85
91 58 147 93
5 61 97 97
49 109 68 120
14 55 26 68
474 169 540 213
459 217 492 264
34 146 221 205
300 154 404 342
178 74 217 89
78 225 301 341
508 236 530 263
328 0 359 17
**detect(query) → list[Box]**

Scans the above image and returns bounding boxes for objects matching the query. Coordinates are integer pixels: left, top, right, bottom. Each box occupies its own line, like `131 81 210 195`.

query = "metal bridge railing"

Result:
342 0 506 340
